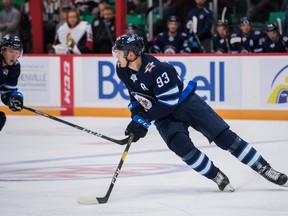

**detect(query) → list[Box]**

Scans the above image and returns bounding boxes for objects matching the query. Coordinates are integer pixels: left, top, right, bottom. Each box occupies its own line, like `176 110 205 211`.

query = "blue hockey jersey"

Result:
0 56 21 90
116 54 196 121
0 55 21 105
152 32 191 54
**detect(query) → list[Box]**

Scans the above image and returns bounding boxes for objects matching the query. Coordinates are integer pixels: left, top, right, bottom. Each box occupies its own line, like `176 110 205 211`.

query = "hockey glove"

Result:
188 36 199 48
125 112 151 142
9 91 23 112
130 105 146 118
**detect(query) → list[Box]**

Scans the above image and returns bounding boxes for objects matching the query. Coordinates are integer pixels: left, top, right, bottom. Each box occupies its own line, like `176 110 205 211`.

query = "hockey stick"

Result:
22 106 129 145
77 133 134 205
103 20 115 45
192 16 206 53
277 18 283 35
221 7 227 22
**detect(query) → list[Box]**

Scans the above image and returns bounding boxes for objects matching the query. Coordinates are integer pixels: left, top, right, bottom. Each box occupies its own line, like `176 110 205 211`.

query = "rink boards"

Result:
1 53 287 120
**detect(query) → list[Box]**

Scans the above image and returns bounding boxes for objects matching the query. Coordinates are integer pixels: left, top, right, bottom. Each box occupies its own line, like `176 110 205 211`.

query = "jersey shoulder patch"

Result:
144 61 156 74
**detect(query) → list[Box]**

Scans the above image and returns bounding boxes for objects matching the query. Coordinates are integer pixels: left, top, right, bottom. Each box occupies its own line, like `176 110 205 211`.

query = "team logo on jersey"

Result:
144 62 155 73
130 74 138 83
270 43 276 49
131 92 156 110
2 68 8 75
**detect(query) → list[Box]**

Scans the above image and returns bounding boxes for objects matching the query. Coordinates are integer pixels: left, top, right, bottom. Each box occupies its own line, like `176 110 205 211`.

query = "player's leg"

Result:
214 129 288 187
173 93 287 187
155 119 235 192
0 111 6 131
169 132 235 192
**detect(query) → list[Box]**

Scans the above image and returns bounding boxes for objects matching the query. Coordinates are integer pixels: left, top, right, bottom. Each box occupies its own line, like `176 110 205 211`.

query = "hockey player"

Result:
185 0 214 53
0 34 24 131
212 19 231 53
112 33 288 192
229 17 265 53
261 23 288 53
152 15 191 54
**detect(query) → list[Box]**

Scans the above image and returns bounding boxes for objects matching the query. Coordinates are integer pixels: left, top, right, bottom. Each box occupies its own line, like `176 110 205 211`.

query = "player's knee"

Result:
168 132 196 158
214 129 239 150
0 111 7 131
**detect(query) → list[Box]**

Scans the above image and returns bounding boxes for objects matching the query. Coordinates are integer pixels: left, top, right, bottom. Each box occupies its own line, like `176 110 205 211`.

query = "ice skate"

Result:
259 166 288 187
213 170 235 192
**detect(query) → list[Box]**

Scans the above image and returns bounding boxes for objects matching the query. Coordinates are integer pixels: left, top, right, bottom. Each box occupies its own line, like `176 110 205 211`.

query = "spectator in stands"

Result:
0 0 20 36
91 0 110 24
261 23 288 53
229 17 265 53
152 15 191 54
43 0 61 53
92 7 115 53
19 0 31 53
185 0 213 53
74 0 99 16
53 8 94 54
55 0 74 31
212 19 231 53
99 0 110 17
127 0 147 14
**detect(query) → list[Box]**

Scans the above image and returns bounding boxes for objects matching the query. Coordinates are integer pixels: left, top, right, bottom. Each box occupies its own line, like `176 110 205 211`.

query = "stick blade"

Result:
77 196 100 205
77 196 108 205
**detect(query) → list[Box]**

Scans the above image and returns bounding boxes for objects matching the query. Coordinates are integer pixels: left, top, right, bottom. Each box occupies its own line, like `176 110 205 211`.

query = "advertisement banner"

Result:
60 55 74 115
259 57 288 108
74 56 242 108
74 57 127 107
159 56 242 108
17 56 60 106
6 54 286 120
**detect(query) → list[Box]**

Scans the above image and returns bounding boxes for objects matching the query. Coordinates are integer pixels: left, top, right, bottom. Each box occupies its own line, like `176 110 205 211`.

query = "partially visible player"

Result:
212 19 231 53
152 15 190 54
0 34 24 131
230 17 265 53
185 0 214 52
112 33 288 192
261 23 288 53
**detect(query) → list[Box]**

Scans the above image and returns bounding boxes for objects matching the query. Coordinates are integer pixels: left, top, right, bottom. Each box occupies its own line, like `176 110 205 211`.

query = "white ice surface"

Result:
1 116 288 216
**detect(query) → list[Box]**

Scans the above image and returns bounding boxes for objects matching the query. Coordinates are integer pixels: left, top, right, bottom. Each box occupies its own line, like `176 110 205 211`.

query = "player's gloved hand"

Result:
188 36 199 48
9 91 23 112
125 112 151 142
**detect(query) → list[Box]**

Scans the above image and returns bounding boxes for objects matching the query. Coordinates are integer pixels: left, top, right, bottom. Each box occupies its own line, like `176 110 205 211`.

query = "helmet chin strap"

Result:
125 51 139 68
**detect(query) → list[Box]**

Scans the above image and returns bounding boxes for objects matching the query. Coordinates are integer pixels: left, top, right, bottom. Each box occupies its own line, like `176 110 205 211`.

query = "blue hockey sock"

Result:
214 129 269 172
168 133 219 179
229 137 269 171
